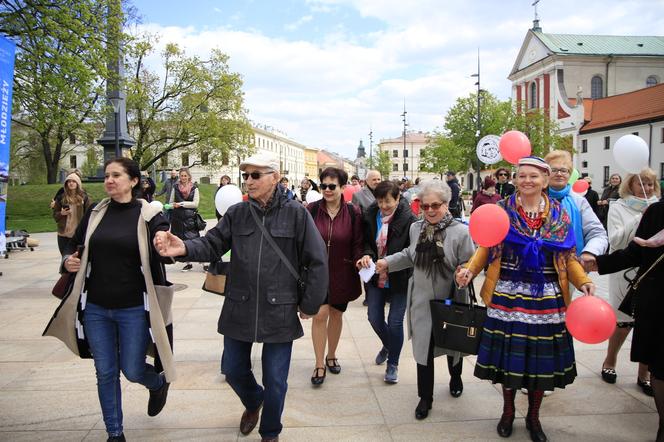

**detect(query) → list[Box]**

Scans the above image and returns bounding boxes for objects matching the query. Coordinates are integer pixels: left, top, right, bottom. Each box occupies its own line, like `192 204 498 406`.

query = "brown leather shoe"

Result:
261 437 279 442
240 403 262 435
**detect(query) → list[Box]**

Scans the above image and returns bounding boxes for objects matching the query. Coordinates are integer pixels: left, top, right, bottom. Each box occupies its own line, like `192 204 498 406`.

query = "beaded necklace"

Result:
517 196 545 231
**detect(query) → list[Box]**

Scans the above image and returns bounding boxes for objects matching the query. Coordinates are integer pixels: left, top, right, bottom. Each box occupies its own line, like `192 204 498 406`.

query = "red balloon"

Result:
469 204 510 247
572 179 590 193
343 185 359 202
566 296 616 344
499 130 532 164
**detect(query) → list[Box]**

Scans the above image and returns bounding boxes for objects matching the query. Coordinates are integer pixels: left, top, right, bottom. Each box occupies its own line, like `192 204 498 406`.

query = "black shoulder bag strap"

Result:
248 203 303 288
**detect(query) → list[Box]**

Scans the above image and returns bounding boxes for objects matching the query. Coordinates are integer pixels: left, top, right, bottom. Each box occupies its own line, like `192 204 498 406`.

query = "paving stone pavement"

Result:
0 231 658 441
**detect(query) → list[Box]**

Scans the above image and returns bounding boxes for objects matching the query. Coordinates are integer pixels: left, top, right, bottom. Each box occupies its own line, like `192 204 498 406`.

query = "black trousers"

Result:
417 333 463 401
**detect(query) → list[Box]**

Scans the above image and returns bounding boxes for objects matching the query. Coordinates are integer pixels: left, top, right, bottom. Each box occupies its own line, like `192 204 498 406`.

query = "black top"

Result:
87 199 145 309
496 182 516 199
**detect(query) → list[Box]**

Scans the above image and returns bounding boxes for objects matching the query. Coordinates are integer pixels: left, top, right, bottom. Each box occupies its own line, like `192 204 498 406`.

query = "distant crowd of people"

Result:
46 151 664 442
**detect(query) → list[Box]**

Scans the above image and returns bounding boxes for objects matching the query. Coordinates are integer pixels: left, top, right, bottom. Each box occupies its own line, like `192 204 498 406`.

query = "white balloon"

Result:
305 190 323 204
215 185 243 216
613 134 649 173
149 200 163 211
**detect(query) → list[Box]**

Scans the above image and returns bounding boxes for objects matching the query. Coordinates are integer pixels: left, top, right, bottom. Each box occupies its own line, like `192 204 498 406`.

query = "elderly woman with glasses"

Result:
374 180 475 420
456 156 595 442
544 150 608 269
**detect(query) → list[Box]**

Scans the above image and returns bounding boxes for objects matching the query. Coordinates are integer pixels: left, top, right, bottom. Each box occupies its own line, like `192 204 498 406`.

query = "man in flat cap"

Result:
154 152 328 442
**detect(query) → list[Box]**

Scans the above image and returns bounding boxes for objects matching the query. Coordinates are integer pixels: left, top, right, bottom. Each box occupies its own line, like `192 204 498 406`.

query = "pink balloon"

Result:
499 130 532 164
469 204 510 247
343 185 359 202
566 296 616 344
572 179 590 193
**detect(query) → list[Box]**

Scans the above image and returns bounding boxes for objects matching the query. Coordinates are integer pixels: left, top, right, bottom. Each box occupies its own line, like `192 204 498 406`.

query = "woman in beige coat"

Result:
43 158 175 442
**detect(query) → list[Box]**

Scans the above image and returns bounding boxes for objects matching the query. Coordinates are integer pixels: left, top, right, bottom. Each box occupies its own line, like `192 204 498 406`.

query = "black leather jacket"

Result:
181 187 328 343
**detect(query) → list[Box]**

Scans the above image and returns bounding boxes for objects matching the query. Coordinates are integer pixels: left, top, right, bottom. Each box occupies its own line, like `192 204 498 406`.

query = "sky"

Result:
130 0 664 159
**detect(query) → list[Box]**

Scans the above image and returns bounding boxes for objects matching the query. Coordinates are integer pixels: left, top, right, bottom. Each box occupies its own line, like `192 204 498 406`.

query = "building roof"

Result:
579 83 664 133
379 131 429 144
535 32 664 56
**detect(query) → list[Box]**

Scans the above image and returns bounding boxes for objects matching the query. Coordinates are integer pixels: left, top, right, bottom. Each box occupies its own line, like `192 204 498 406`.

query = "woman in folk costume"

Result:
456 156 595 442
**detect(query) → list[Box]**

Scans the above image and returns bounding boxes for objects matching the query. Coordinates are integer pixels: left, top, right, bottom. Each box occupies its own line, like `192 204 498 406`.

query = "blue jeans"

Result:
222 336 293 439
366 283 407 366
84 302 164 437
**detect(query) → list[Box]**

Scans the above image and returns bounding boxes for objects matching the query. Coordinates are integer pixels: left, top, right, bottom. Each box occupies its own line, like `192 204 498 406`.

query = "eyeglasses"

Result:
498 173 509 177
242 171 274 180
421 202 445 211
319 183 338 191
551 168 570 175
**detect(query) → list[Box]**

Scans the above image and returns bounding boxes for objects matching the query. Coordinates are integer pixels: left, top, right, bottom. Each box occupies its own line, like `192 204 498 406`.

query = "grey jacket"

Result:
352 186 375 212
182 188 328 343
384 220 475 366
570 191 609 256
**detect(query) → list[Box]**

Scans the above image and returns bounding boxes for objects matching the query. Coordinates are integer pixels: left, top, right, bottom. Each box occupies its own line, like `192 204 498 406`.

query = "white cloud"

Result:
284 14 313 31
135 0 664 159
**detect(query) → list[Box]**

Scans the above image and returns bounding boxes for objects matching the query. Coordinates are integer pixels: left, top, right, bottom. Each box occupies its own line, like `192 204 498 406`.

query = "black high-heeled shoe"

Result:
415 398 432 420
310 367 326 386
526 418 548 442
497 414 514 438
449 375 463 398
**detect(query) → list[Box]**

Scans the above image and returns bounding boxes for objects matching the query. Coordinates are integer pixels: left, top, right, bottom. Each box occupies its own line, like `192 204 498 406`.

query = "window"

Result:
69 155 77 169
403 149 409 158
392 163 398 172
201 152 209 166
632 132 639 136
660 163 664 180
604 136 610 150
69 133 76 144
661 127 664 143
403 163 408 172
647 75 659 87
160 155 168 167
603 166 610 186
392 149 399 158
582 161 588 168
529 82 537 109
222 151 229 166
591 75 603 99
181 152 189 166
581 139 588 153
200 177 210 184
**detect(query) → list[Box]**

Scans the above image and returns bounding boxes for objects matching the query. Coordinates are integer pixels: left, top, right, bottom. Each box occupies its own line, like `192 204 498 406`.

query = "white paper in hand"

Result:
358 260 376 283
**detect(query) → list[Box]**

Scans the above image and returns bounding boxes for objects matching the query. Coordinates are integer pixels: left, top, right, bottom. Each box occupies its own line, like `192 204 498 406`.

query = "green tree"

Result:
508 106 571 157
0 0 122 183
420 133 464 178
366 150 391 178
81 146 101 177
125 38 253 170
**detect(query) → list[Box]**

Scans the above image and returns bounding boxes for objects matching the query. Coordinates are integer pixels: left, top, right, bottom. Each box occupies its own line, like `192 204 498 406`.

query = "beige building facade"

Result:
378 131 439 182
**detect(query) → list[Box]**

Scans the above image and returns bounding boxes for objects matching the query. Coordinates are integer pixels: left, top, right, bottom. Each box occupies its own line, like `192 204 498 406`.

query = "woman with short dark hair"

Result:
357 180 417 384
307 167 363 385
45 158 174 442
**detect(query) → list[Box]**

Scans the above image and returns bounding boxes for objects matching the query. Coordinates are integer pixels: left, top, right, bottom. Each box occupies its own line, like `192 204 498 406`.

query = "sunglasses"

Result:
242 171 274 180
498 173 509 177
421 202 445 211
319 183 338 191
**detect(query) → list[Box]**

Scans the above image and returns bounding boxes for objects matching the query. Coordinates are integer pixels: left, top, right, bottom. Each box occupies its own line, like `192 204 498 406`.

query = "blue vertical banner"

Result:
0 35 17 254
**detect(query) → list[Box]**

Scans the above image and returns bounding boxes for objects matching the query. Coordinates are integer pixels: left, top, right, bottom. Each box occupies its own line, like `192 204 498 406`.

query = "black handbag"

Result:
618 251 664 318
430 282 486 355
194 212 207 231
248 204 306 300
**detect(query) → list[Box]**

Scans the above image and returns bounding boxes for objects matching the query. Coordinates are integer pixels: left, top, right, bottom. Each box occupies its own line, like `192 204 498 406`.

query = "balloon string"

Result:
636 174 651 206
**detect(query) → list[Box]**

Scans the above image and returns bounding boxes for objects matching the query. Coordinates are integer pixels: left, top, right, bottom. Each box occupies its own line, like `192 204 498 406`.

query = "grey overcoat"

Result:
384 219 476 366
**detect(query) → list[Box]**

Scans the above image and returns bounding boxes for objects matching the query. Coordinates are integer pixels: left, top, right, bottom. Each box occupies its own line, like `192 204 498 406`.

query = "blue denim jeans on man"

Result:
366 283 407 365
222 336 293 439
84 302 165 437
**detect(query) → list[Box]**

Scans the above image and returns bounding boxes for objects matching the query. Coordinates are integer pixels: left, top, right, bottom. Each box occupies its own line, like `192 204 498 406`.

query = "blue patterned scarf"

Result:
496 193 577 295
548 184 584 255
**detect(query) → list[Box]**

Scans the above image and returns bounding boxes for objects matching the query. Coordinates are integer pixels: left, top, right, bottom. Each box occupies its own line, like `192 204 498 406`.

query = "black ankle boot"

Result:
526 418 548 442
497 413 514 437
147 378 170 416
415 398 432 420
107 434 126 442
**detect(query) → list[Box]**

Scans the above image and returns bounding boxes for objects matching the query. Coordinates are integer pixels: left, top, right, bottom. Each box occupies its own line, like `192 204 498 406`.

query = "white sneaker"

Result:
521 388 553 396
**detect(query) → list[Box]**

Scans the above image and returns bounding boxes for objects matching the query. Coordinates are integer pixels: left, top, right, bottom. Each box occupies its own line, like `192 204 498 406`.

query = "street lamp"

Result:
109 97 122 159
401 103 408 179
471 49 482 194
